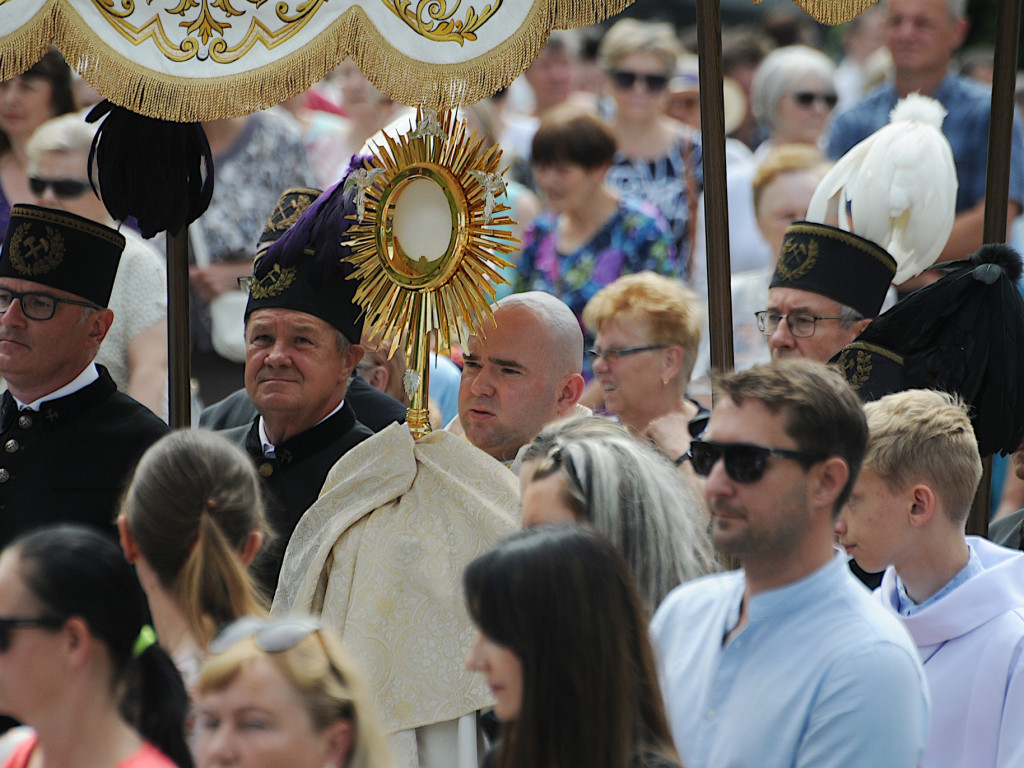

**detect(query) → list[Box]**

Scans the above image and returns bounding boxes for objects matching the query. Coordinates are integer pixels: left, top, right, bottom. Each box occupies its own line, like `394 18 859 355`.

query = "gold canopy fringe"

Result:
9 0 634 121
770 0 879 25
0 0 57 82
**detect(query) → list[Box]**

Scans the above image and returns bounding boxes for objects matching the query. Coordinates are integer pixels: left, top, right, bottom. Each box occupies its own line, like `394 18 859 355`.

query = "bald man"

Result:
453 292 586 464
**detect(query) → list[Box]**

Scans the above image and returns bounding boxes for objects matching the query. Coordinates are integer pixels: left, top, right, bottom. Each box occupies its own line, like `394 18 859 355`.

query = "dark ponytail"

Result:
13 525 193 768
128 641 193 768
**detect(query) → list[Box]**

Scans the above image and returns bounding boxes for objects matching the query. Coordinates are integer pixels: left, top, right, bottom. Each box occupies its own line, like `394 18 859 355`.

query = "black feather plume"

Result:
86 101 214 238
843 244 1024 456
971 242 1023 282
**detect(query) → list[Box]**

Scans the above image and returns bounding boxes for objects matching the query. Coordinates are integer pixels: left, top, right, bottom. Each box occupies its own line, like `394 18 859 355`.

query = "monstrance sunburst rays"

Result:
342 108 519 437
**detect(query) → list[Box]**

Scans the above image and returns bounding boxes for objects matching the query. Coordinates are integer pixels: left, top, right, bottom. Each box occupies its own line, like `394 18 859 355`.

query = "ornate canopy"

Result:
1 0 635 117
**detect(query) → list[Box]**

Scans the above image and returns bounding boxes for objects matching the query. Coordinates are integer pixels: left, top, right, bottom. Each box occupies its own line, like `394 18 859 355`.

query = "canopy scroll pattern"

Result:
0 0 633 119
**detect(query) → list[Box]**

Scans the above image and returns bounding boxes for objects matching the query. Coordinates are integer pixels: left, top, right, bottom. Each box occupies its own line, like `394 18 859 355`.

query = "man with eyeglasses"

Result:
759 221 896 362
0 204 169 547
828 0 1024 286
651 359 929 768
25 112 168 417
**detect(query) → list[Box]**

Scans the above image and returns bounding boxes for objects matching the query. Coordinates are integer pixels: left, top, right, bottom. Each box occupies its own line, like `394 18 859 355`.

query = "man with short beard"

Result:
651 359 928 768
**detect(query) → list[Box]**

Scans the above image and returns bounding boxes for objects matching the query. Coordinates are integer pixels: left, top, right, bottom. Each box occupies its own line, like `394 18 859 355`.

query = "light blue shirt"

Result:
828 74 1024 214
895 545 984 617
651 553 930 768
429 352 461 428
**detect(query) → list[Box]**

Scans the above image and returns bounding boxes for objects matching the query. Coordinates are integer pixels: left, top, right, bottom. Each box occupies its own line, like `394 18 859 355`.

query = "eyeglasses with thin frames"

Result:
687 439 827 483
586 344 668 362
0 616 64 652
754 311 846 339
28 177 92 200
0 289 101 321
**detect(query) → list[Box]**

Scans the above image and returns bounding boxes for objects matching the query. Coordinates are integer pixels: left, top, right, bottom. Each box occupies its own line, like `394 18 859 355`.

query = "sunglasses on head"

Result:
687 439 827 483
791 91 838 109
28 177 92 200
209 616 323 655
610 70 669 93
0 616 64 652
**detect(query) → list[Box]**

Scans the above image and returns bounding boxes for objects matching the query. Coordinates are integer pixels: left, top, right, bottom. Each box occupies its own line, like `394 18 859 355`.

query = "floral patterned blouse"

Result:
605 131 702 281
514 196 676 378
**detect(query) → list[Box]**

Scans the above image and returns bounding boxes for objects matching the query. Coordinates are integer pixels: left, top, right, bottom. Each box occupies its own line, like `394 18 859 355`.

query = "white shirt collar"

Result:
257 399 345 458
13 364 100 411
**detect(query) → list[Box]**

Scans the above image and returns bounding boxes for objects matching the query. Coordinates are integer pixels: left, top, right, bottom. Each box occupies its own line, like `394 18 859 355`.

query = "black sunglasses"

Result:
610 70 669 93
209 616 323 655
687 439 827 483
0 616 64 652
28 177 92 200
791 91 838 109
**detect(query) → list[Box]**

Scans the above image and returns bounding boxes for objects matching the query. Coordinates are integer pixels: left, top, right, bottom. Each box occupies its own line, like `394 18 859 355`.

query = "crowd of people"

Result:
2 0 1024 767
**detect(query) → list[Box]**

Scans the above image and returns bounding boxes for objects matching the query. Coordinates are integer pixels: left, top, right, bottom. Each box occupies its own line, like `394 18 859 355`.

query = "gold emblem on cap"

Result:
775 237 819 282
250 264 297 299
269 193 316 235
836 348 872 390
8 224 65 276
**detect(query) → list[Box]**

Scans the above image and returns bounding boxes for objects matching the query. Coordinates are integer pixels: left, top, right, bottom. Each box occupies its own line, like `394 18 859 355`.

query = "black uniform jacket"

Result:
0 366 169 547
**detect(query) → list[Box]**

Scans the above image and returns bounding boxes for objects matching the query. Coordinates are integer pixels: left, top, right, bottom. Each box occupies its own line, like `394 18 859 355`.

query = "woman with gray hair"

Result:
750 45 838 160
519 416 717 613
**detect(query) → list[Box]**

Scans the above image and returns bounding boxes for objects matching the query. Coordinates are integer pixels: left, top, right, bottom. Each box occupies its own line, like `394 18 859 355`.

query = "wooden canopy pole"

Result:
696 0 735 382
967 0 1022 538
166 229 192 428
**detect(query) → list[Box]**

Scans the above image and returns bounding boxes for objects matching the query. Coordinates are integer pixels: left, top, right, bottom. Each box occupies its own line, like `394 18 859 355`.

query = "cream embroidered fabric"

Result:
273 422 518 734
1 0 636 117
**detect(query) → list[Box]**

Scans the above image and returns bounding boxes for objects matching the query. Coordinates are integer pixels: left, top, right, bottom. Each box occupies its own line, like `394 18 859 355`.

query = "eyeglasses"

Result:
688 439 827 483
791 91 838 109
586 344 667 362
0 616 64 652
610 70 670 93
28 177 92 200
754 311 846 338
209 616 323 655
0 289 101 321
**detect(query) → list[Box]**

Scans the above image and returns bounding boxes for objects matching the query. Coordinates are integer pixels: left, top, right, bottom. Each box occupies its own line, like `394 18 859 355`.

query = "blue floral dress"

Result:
515 196 676 378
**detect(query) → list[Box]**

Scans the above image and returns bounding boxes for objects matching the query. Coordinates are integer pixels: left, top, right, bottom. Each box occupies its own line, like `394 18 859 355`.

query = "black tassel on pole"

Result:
86 100 214 238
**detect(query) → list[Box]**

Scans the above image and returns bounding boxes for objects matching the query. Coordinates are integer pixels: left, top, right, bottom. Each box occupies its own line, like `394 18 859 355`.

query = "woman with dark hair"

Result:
0 47 75 239
0 524 192 768
514 106 675 379
118 429 270 692
463 526 682 768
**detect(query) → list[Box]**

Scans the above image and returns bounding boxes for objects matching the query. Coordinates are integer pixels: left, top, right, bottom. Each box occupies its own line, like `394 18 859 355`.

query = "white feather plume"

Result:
806 92 958 284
